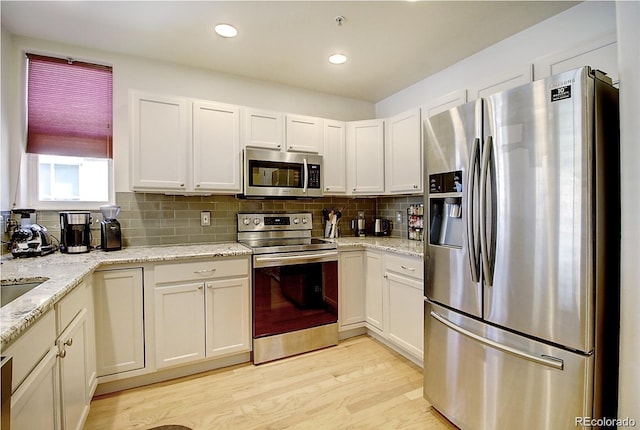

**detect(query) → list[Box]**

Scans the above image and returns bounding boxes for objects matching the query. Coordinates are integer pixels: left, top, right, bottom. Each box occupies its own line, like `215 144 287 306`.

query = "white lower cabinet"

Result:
384 254 424 361
365 251 384 333
339 248 424 363
57 309 91 430
93 268 145 376
10 346 59 430
153 258 251 369
9 280 97 430
338 250 365 329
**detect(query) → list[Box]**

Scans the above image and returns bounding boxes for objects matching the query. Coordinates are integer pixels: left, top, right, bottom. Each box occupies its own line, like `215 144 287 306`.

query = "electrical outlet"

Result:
200 211 211 227
396 211 403 223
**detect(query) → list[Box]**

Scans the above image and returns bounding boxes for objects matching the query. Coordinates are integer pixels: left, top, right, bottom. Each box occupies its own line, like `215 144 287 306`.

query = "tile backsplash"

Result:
2 192 423 252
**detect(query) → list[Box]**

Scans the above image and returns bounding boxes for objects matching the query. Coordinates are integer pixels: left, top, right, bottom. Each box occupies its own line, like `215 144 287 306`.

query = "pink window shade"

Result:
26 54 113 158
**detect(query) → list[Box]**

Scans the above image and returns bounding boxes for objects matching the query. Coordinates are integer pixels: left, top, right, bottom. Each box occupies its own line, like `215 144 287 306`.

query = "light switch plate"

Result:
200 211 211 227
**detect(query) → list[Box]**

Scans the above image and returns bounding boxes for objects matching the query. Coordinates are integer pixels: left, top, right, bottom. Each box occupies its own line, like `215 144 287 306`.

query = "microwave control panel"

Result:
308 164 321 189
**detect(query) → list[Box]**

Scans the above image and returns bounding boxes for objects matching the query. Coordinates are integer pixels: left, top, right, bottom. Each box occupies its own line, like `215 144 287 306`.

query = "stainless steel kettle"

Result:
374 218 391 236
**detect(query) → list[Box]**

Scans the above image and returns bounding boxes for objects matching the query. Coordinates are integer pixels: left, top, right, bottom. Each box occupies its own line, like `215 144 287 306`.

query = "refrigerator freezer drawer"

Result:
424 301 594 430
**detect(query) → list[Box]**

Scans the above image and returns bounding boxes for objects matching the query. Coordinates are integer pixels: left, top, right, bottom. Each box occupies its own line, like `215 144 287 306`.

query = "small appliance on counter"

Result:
99 205 122 251
350 217 367 237
8 209 55 257
59 211 91 254
373 218 391 236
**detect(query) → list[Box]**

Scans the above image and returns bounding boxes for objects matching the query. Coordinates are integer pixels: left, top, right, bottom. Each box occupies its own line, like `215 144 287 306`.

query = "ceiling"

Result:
1 1 580 103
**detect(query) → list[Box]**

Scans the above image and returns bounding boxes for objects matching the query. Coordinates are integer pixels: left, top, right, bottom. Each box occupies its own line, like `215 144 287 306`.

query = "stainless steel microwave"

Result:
243 148 323 198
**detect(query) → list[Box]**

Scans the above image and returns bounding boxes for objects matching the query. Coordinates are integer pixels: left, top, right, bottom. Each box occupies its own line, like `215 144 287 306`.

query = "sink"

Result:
1 278 48 307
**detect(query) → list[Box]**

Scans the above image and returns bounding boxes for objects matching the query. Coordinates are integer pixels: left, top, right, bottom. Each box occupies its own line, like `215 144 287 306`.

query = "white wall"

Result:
2 35 375 202
615 0 640 422
375 1 617 117
1 28 12 210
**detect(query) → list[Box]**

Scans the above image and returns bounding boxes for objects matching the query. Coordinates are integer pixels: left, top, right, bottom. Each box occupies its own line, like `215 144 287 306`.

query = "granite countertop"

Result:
0 243 252 349
0 237 422 349
332 237 424 258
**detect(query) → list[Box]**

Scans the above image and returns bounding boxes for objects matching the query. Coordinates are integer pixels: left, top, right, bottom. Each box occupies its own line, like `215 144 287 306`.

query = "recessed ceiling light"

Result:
214 24 238 38
329 54 347 65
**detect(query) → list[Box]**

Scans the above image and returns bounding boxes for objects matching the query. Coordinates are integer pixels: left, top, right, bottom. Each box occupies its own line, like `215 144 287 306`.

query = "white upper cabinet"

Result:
285 114 323 154
193 101 241 192
346 119 385 195
242 108 284 151
130 91 242 194
322 120 347 194
385 108 422 194
130 91 190 192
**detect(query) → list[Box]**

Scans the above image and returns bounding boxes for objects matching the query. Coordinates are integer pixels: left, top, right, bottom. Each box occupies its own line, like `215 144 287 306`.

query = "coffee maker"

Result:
99 205 122 251
59 211 91 253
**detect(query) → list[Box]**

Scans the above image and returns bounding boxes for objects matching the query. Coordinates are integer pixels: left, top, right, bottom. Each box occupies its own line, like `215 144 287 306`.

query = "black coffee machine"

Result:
100 205 122 251
60 211 92 253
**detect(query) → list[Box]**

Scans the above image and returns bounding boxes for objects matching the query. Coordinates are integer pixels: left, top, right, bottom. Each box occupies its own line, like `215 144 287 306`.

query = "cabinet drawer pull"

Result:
57 349 67 359
64 338 73 347
400 265 415 271
194 268 216 274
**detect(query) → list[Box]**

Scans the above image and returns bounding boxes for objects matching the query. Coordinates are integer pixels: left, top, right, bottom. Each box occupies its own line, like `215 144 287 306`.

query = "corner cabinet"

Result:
130 91 241 194
385 109 422 194
153 257 251 369
346 119 385 195
93 268 145 377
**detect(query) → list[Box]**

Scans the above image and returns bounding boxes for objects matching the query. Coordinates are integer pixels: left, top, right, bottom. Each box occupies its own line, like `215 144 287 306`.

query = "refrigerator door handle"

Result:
430 310 564 370
479 136 494 287
466 137 480 282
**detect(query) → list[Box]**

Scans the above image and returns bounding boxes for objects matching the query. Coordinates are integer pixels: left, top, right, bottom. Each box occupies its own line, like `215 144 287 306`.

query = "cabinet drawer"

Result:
385 254 423 281
155 258 249 284
4 310 56 392
56 281 89 334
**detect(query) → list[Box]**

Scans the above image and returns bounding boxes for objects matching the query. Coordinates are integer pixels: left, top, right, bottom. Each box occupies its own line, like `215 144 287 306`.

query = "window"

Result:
26 53 113 207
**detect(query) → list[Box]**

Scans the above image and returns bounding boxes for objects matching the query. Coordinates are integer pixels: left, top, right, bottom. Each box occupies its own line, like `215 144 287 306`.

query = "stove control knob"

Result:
293 218 299 224
302 218 308 224
242 218 250 226
253 218 261 226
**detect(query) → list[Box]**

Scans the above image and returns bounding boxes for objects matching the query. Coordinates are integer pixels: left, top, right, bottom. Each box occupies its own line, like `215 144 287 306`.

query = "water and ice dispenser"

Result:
428 170 463 248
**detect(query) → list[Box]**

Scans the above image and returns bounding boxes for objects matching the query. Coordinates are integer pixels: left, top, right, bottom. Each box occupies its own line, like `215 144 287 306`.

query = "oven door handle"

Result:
254 251 338 267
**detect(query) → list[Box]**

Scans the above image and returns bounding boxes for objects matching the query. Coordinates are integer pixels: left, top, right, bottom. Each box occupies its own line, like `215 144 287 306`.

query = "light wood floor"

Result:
84 335 458 430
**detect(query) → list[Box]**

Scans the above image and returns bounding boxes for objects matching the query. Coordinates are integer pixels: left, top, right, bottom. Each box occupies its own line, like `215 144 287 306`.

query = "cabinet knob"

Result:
64 338 73 347
277 144 281 148
57 349 67 359
352 187 356 192
413 184 418 189
198 285 203 291
180 184 185 187
196 184 201 188
326 187 330 191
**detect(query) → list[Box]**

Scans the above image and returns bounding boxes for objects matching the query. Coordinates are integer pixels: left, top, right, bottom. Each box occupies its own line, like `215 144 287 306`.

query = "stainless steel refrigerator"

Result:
423 66 620 429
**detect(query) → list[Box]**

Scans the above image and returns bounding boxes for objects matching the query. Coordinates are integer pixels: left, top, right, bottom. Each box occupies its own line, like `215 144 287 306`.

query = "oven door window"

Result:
253 261 338 338
249 160 304 188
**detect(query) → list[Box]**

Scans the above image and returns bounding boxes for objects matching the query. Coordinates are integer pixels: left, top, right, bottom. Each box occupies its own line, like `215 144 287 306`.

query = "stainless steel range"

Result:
237 213 339 364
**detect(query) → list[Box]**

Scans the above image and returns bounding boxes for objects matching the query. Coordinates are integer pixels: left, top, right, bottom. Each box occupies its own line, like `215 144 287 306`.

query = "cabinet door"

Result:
205 277 251 358
386 272 424 359
130 91 189 191
193 101 241 192
365 251 384 332
385 109 422 194
58 309 91 430
285 114 323 153
94 268 144 376
242 108 284 150
154 282 205 368
339 251 365 329
323 120 347 194
347 119 385 194
11 347 60 430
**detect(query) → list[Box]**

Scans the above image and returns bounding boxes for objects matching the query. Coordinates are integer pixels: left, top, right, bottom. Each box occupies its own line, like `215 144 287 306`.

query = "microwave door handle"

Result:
303 158 308 193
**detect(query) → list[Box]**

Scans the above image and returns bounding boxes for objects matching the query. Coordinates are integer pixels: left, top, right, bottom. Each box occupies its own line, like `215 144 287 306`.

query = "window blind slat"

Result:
26 54 113 158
